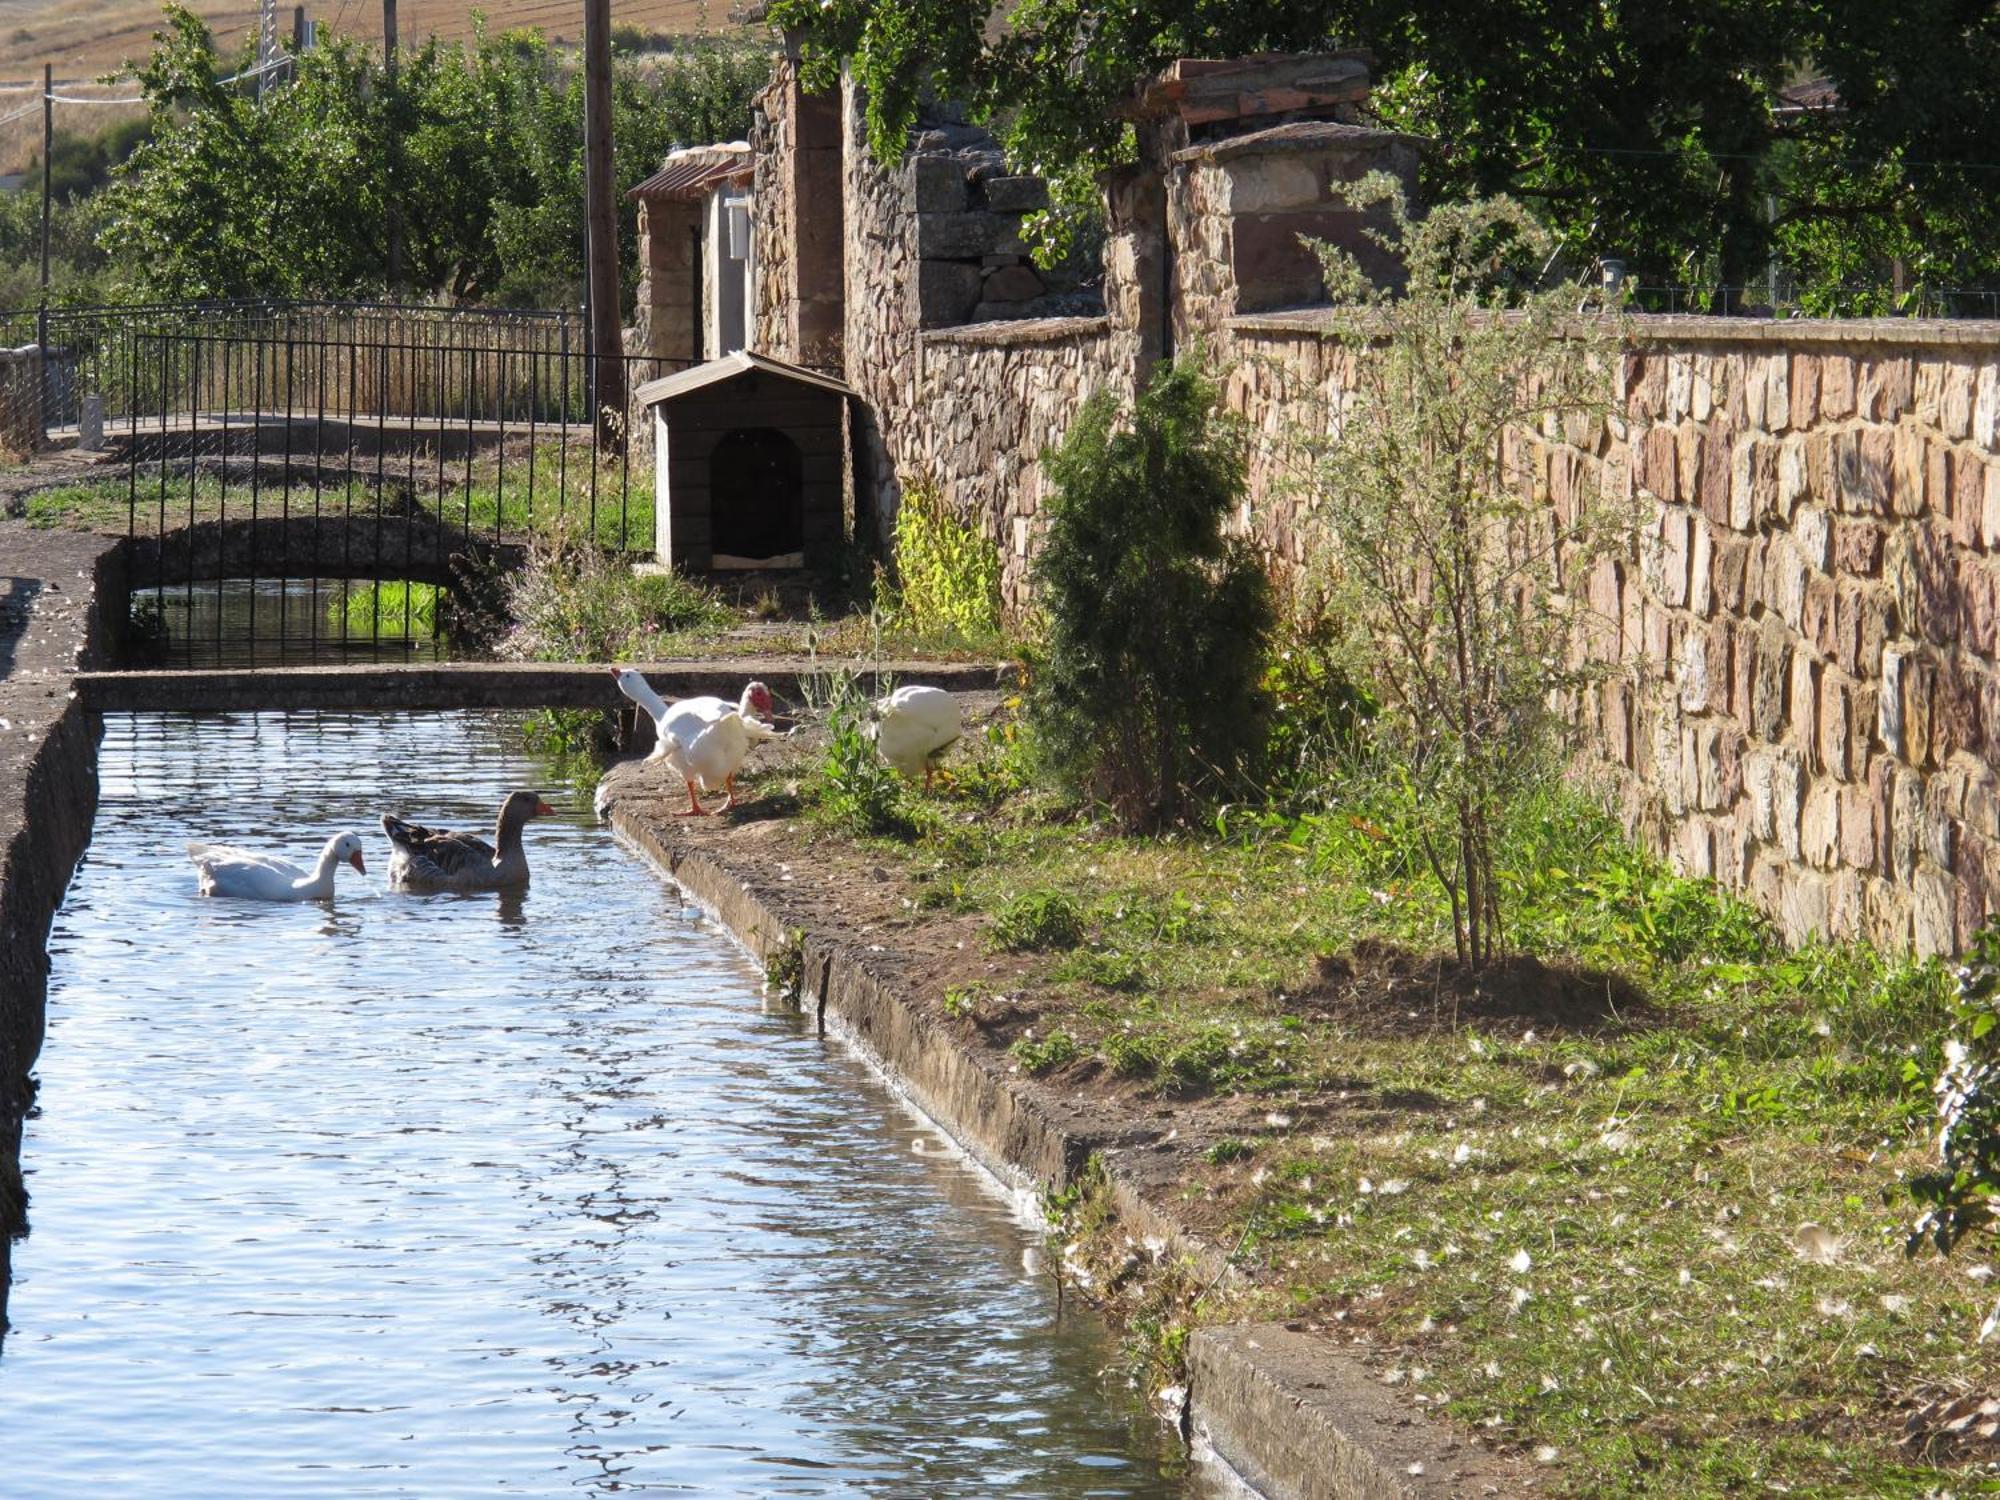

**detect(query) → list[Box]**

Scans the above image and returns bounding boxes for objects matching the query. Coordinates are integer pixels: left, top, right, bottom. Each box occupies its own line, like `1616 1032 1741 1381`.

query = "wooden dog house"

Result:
635 351 852 571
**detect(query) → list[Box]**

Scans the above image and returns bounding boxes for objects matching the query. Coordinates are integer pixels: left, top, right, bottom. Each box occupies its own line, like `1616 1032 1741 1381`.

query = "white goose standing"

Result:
187 832 367 902
870 685 962 788
611 668 784 815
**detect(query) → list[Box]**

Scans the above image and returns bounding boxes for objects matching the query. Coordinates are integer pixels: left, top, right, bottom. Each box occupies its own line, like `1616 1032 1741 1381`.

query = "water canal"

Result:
0 710 1202 1497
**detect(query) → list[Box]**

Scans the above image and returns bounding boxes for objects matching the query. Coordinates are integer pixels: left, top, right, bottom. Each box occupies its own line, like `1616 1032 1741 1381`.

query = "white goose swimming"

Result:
611 668 785 815
187 832 367 902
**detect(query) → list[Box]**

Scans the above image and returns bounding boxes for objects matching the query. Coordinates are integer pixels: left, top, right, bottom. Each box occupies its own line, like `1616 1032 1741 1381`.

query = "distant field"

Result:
0 0 748 85
0 0 754 174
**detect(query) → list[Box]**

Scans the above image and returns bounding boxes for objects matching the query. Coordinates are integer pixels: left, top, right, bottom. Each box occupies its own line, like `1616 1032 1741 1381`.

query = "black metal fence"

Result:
5 299 692 667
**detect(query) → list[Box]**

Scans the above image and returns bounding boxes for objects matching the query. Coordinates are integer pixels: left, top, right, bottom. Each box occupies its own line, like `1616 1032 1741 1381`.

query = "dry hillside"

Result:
0 0 750 86
0 0 755 174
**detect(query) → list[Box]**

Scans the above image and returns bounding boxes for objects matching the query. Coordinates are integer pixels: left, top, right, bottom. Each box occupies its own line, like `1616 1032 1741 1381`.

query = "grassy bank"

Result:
767 711 1994 1497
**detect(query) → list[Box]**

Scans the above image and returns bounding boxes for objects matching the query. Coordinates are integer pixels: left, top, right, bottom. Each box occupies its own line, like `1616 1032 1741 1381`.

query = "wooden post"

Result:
583 0 625 451
383 0 400 293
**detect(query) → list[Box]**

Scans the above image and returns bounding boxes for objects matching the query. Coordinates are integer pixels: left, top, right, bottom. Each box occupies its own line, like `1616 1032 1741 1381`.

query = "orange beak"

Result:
349 851 367 874
536 799 556 816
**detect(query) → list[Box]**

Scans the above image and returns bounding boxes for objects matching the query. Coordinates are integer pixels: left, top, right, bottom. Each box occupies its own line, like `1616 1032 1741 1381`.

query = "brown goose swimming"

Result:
381 790 554 892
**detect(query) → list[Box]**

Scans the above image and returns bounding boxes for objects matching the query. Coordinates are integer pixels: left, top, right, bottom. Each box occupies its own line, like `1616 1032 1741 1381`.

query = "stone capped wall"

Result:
1221 310 2000 955
838 76 1134 603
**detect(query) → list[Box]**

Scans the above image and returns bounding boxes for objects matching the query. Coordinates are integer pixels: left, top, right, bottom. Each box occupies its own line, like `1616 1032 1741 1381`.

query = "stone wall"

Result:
835 76 1134 604
1222 309 2000 955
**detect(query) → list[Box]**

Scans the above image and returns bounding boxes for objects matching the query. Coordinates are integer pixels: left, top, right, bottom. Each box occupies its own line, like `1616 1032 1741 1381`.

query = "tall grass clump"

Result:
500 530 733 661
882 479 1003 648
810 672 922 839
332 580 440 637
1300 176 1635 969
1031 354 1274 832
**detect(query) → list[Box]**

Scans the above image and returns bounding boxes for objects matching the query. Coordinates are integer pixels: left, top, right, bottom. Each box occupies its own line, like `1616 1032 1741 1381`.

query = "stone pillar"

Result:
791 85 845 368
634 197 701 364
1103 161 1168 373
1166 122 1421 344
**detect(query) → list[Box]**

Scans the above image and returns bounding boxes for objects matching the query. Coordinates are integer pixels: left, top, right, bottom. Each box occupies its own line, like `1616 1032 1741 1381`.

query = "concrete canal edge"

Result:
0 514 1520 1496
603 795 1527 1500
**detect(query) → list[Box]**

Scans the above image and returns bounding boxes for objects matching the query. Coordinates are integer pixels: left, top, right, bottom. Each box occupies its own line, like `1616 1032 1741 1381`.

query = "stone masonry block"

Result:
1880 644 1909 760
1821 355 1856 420
916 259 984 326
908 155 970 213
1802 779 1841 868
1958 451 1992 550
1792 649 1822 768
1915 868 1955 956
1945 362 1976 441
1794 505 1830 569
981 175 1049 212
1976 361 1999 450
1987 464 2000 549
1777 436 1808 519
917 212 1004 258
1833 517 1884 575
1791 353 1821 431
1820 671 1851 781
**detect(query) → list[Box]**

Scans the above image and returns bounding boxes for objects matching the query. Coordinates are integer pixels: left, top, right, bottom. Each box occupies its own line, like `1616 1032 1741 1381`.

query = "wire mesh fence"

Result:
3 300 692 667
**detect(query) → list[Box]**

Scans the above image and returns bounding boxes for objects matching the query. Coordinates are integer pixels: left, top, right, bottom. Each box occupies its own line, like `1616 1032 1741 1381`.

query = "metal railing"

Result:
81 307 692 667
1625 283 2000 320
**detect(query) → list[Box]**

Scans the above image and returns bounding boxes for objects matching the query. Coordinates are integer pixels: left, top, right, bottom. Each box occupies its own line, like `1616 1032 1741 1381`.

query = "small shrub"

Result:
815 675 921 839
522 707 610 795
990 889 1085 952
1055 946 1146 992
765 928 806 999
1205 1138 1253 1165
1910 920 2000 1280
501 530 733 661
1032 354 1274 831
883 478 1003 646
941 985 978 1019
1011 1028 1080 1074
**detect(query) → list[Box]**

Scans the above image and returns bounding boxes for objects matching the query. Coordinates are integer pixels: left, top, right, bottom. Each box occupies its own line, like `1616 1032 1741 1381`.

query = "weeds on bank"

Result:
330 579 440 638
521 706 612 796
499 529 733 661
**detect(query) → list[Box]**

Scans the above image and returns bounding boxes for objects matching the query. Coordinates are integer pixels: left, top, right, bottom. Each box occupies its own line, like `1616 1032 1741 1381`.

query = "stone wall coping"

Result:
1171 117 1427 164
919 315 1112 349
1228 304 2000 349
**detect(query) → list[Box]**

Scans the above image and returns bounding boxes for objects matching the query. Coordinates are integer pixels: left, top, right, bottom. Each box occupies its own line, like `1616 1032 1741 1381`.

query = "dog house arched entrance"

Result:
709 427 804 564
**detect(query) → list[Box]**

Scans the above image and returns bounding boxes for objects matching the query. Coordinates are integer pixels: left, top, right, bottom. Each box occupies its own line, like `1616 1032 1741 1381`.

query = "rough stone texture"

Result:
1189 1324 1535 1499
752 61 2000 956
1220 312 2000 954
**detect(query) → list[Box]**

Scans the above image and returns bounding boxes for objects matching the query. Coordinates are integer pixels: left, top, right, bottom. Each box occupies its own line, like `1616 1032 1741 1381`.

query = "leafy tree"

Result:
769 0 2000 300
1030 354 1274 832
95 5 770 306
1300 176 1631 968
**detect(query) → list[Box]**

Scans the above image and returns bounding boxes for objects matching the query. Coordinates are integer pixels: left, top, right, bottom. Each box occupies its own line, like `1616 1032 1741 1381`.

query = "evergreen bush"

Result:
1030 355 1274 831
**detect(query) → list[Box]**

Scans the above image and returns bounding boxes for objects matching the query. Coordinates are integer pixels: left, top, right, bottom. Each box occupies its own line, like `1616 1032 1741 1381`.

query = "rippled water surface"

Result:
1 711 1194 1498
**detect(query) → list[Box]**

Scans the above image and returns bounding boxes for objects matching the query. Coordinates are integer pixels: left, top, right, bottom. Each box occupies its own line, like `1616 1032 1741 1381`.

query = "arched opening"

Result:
709 427 804 563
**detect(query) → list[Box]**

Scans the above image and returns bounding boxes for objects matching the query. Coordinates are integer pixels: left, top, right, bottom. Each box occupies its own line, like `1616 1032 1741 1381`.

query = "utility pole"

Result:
38 63 51 302
37 61 50 447
583 0 625 451
384 0 400 294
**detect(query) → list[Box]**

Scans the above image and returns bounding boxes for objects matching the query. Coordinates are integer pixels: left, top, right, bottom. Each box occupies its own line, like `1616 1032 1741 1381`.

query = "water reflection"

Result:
0 710 1202 1498
130 579 452 669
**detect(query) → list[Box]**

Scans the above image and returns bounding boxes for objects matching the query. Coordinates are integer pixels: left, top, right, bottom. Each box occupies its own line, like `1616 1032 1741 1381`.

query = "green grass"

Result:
329 579 440 637
781 713 1987 1495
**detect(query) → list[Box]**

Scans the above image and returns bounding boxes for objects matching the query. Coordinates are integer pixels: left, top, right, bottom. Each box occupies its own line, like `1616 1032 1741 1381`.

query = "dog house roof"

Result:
634 350 855 407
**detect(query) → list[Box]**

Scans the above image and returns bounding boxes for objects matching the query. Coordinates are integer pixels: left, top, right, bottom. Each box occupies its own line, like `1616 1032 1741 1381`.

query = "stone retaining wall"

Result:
1220 310 2000 955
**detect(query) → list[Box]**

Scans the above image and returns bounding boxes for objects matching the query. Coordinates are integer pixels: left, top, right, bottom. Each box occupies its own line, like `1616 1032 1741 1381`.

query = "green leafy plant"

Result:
1301 178 1633 969
1011 1028 1080 1075
765 928 807 999
331 579 441 638
1909 920 2000 1280
1032 353 1274 831
990 889 1085 952
883 478 1003 647
814 674 921 839
1204 1138 1253 1166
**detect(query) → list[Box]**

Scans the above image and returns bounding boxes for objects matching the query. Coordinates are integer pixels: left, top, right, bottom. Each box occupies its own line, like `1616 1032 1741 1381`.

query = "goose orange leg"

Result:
721 774 741 811
677 779 707 816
